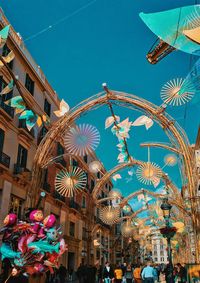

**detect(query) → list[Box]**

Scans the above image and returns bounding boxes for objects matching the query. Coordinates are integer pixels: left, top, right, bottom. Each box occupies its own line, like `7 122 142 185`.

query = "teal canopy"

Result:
139 5 200 56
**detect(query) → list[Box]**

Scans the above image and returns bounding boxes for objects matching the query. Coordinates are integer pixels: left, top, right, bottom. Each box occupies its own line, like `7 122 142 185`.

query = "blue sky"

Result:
1 0 200 205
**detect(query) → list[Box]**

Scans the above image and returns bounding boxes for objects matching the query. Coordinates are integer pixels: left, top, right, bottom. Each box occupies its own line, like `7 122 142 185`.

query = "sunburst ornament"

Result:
121 221 135 237
55 166 87 197
160 78 195 106
108 189 122 200
89 160 102 173
64 124 100 156
164 154 178 167
136 162 162 185
99 206 120 225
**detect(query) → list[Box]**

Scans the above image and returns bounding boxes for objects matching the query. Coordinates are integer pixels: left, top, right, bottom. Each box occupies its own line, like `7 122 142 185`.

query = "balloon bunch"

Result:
0 210 67 275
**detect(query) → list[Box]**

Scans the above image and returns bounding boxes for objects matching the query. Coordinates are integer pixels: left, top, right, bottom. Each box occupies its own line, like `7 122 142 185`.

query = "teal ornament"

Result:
0 25 10 48
19 110 37 131
140 5 200 56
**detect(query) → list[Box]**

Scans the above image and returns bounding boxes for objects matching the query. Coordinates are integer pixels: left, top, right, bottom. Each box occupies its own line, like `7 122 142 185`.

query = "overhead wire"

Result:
24 0 98 42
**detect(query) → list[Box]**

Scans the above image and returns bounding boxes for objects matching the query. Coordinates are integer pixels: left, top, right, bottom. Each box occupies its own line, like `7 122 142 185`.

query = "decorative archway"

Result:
31 89 198 258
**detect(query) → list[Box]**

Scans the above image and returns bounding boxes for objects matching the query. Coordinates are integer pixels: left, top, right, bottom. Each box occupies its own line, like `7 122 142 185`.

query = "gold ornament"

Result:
99 206 120 225
136 162 162 185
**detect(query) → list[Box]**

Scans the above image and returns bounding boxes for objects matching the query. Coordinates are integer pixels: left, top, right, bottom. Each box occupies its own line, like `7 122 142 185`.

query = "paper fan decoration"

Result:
164 154 178 167
121 221 135 237
89 160 102 173
136 162 162 185
54 99 69 117
55 166 87 197
99 206 120 225
161 78 195 106
132 115 154 130
64 124 100 156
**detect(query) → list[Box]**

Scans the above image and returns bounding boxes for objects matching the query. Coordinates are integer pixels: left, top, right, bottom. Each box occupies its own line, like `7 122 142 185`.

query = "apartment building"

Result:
0 8 115 271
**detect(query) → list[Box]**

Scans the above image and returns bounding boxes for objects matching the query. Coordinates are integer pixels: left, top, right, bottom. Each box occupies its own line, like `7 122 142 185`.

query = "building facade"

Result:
0 8 115 273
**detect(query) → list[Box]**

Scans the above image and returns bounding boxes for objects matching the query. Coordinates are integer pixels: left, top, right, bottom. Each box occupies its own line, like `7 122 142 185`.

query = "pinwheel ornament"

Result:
55 166 87 197
0 51 15 69
136 162 162 186
99 206 120 225
64 124 100 156
140 5 200 64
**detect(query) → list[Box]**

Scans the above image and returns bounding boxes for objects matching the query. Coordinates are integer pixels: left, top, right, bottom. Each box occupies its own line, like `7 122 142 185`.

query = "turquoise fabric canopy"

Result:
139 5 200 56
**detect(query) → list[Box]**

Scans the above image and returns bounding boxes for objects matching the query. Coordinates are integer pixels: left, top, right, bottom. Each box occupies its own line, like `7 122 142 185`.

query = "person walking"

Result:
114 264 123 283
58 264 67 282
141 262 154 283
124 264 133 283
133 264 142 283
102 262 115 283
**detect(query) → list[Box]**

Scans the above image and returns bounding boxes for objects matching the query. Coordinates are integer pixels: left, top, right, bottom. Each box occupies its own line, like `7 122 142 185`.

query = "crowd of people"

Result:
0 260 188 283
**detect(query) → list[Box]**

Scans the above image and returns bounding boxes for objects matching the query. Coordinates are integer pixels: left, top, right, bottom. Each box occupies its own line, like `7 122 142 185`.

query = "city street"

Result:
0 1 200 283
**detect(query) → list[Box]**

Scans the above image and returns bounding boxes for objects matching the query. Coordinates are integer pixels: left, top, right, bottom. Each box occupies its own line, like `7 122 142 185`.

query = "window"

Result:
97 172 101 179
44 98 51 117
161 257 164 262
0 128 5 153
9 195 23 218
25 74 34 95
2 44 13 69
160 245 164 250
72 159 78 166
17 144 27 168
160 251 164 256
69 221 75 237
83 155 87 163
38 126 48 145
154 251 157 256
154 257 158 262
82 196 86 208
82 227 87 240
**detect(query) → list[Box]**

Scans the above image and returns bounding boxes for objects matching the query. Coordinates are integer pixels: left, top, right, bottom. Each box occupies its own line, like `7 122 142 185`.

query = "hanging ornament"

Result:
0 25 10 48
122 204 132 215
164 154 178 167
0 51 15 68
89 160 102 173
55 166 87 197
112 174 122 181
19 110 38 131
136 162 162 185
64 124 100 156
99 206 120 225
105 115 120 129
0 79 14 95
121 221 135 237
132 115 154 130
108 189 122 200
160 78 195 106
54 99 70 117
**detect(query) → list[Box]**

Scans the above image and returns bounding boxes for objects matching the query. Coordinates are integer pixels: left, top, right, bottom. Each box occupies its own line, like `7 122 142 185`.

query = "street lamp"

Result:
160 198 176 283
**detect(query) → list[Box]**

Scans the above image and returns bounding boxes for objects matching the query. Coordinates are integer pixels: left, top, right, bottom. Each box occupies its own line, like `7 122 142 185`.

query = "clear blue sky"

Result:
1 0 200 203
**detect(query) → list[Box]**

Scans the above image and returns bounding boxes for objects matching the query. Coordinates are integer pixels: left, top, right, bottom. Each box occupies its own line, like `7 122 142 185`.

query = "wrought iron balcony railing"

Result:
0 151 10 168
13 163 30 175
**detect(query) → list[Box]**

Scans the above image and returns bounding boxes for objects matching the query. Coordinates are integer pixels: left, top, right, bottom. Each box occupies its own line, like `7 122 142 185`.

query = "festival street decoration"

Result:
164 154 178 167
0 25 10 48
99 205 120 225
160 78 195 106
55 166 87 197
121 221 135 237
139 5 200 64
64 124 100 156
54 99 70 117
89 160 102 173
136 162 162 186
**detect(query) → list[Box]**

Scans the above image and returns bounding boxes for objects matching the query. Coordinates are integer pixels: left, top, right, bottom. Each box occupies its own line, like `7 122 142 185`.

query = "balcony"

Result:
53 191 65 203
18 119 34 138
69 200 81 212
0 96 14 118
42 182 51 193
13 163 30 175
0 151 10 168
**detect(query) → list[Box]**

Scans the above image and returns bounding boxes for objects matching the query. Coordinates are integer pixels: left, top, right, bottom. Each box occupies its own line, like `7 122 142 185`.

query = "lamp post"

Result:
160 198 176 283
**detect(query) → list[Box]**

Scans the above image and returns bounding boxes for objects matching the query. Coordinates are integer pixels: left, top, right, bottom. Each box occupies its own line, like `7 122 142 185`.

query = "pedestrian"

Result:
4 268 29 283
153 265 159 283
102 262 115 283
125 264 133 283
58 264 67 282
86 264 97 283
141 262 154 283
97 265 103 283
114 264 123 283
68 268 73 281
175 263 187 283
133 264 142 283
